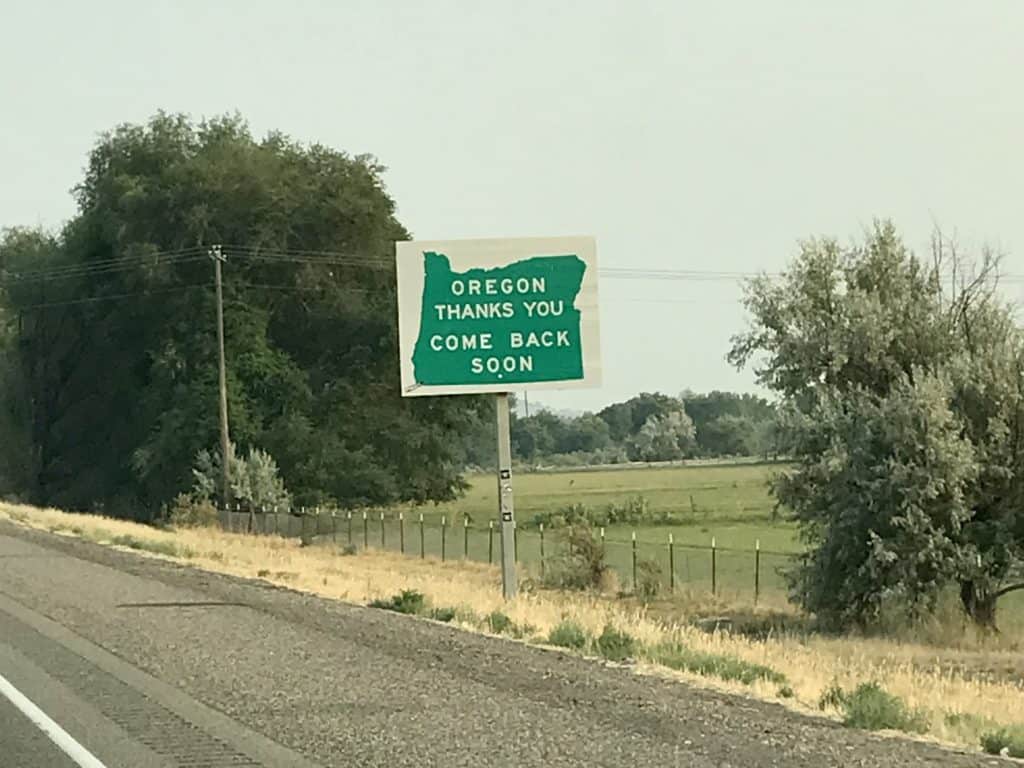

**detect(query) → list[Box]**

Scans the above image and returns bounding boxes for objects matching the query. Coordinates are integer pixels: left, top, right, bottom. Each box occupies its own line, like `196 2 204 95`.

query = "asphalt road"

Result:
0 695 79 768
0 521 1009 767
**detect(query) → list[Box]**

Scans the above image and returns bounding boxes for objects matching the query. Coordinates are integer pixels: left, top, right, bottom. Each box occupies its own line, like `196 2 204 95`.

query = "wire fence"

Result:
220 506 802 605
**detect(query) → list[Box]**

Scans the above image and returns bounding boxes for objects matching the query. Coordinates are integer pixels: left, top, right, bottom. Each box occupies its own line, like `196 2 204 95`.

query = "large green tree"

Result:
731 222 1024 630
0 113 484 517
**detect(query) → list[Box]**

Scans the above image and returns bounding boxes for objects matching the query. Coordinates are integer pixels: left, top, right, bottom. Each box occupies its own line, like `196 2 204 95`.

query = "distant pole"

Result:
524 391 530 418
711 536 717 596
210 245 231 511
539 523 546 580
669 533 675 593
631 531 638 591
496 393 518 599
754 539 761 605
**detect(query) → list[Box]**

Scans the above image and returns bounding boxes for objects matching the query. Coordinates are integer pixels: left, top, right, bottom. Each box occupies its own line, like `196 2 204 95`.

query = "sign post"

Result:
396 236 601 600
495 393 517 598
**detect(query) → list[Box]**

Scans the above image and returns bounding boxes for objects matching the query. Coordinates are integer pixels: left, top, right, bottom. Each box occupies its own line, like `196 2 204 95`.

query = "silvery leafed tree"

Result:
730 221 1024 631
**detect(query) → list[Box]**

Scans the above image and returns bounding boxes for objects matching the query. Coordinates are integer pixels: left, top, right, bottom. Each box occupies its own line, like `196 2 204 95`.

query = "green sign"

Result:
396 237 600 396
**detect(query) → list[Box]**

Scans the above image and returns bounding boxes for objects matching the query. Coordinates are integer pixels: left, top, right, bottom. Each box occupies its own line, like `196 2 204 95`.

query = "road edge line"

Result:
0 670 108 768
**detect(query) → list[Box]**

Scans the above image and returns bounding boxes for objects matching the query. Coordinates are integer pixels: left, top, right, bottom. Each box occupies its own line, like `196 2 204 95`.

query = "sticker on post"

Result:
500 469 511 480
501 510 513 522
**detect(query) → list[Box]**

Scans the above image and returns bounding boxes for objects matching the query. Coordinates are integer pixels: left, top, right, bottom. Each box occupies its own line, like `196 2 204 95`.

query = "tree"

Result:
696 414 755 457
627 410 696 462
555 413 612 454
730 221 1024 630
0 113 486 516
682 390 775 457
774 375 977 628
598 392 679 443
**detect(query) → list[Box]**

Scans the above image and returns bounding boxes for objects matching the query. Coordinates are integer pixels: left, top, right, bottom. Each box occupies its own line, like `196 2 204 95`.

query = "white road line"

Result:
0 671 108 768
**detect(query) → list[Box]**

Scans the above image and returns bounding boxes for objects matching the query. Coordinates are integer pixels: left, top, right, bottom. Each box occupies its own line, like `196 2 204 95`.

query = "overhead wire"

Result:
7 243 1024 311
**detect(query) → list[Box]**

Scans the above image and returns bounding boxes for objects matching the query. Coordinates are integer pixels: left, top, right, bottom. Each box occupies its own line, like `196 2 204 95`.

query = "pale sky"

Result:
3 1 1023 412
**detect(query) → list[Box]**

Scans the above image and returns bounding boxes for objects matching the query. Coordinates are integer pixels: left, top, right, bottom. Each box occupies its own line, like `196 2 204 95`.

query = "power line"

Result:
10 241 1024 286
16 283 208 312
0 247 208 284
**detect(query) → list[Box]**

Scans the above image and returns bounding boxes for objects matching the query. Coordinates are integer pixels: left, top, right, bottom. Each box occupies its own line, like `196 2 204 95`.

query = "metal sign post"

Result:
495 393 518 600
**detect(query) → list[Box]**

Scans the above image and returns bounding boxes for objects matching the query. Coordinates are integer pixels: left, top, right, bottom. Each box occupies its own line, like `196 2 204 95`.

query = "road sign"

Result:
396 236 601 396
395 236 601 601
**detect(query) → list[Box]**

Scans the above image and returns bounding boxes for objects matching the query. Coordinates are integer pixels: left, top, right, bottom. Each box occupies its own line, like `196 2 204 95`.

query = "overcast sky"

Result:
3 1 1022 412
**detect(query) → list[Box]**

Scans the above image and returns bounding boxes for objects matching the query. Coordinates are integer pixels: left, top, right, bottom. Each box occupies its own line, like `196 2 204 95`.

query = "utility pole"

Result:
210 245 231 511
524 391 530 418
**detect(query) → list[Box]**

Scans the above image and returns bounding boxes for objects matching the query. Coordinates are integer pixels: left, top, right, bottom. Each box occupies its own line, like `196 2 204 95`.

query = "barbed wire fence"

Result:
220 505 801 606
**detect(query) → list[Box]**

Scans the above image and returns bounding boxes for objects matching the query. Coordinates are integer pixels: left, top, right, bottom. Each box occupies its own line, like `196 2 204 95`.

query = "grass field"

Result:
255 461 1022 620
420 463 797 602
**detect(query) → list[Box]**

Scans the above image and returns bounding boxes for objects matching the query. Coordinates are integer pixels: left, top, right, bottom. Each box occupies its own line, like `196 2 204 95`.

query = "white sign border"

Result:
396 235 602 397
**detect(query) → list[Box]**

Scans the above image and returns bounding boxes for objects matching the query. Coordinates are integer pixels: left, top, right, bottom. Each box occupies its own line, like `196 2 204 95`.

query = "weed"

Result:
835 682 929 734
944 712 993 730
595 624 636 661
369 589 427 615
635 558 662 600
110 534 190 559
487 611 514 635
777 685 795 699
529 495 677 529
430 607 456 623
257 569 271 577
548 620 589 650
649 644 787 686
980 725 1024 758
340 544 358 556
818 681 848 710
543 526 609 591
165 493 219 529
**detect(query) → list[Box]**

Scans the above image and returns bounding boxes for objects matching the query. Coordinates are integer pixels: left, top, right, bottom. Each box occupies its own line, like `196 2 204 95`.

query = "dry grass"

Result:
2 501 1021 753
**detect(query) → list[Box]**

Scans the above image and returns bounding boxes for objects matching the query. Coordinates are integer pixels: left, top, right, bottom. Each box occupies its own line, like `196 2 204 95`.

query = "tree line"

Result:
458 390 779 469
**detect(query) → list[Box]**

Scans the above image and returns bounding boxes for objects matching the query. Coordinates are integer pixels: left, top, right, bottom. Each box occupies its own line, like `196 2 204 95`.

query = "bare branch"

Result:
995 582 1024 600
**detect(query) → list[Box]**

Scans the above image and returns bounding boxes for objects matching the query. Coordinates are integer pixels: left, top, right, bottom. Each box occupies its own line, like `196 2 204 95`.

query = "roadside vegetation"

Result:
3 500 1021 757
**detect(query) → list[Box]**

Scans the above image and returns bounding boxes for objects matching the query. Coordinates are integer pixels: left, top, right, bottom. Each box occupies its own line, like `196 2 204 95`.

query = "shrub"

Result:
777 685 795 699
542 526 609 591
650 644 787 686
528 495 679 530
192 442 291 511
596 624 635 661
430 607 456 623
548 620 589 650
369 589 426 615
487 611 514 635
825 682 929 734
980 725 1024 758
165 493 219 529
340 544 358 556
635 558 663 600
